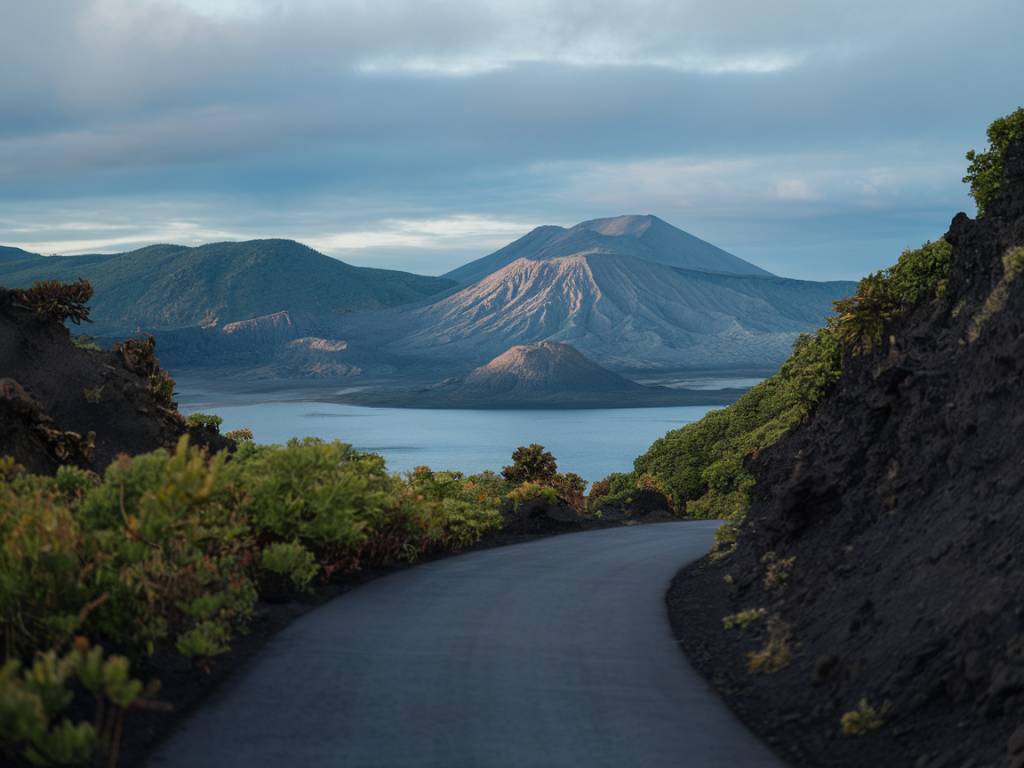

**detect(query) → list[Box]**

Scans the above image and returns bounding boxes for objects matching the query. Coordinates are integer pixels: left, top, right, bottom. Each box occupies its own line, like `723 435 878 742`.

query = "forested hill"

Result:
0 239 455 334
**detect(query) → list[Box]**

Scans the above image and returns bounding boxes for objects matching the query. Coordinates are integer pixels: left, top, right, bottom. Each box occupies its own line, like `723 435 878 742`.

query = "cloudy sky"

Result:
1 0 1021 280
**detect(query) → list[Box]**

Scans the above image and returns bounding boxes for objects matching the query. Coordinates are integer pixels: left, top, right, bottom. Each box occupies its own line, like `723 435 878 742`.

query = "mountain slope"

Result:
0 246 42 263
665 117 1024 766
460 341 645 396
443 215 771 285
0 239 455 333
395 253 853 370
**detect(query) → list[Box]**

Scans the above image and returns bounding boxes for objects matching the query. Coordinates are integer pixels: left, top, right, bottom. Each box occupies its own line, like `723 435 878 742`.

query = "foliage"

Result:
184 413 223 432
0 640 150 767
224 428 253 442
550 472 586 512
71 335 100 352
14 279 93 325
0 436 576 763
966 246 1024 343
506 482 559 508
114 336 176 409
747 616 792 674
762 551 796 591
722 608 766 631
963 107 1024 217
832 240 952 353
260 542 320 591
634 239 952 522
840 698 890 736
501 444 558 485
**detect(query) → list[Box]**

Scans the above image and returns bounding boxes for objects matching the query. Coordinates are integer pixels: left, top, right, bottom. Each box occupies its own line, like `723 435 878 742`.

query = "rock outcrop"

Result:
670 134 1024 766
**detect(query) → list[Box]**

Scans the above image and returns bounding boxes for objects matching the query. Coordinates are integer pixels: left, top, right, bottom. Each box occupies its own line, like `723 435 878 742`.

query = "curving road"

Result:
152 522 783 767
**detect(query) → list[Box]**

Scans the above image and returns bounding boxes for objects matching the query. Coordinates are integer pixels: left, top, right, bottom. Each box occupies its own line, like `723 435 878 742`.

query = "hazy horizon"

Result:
2 0 1022 281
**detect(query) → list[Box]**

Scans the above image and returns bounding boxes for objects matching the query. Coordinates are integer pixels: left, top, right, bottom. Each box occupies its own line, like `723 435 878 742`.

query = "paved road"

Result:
153 522 783 767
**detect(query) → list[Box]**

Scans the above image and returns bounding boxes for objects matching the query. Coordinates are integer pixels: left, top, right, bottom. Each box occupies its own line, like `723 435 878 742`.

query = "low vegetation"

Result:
14 279 94 326
0 431 600 766
840 699 890 737
626 237 952 538
963 106 1024 217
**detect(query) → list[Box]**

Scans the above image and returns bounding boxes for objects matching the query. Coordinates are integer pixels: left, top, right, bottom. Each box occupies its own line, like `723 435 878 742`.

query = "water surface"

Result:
178 396 718 482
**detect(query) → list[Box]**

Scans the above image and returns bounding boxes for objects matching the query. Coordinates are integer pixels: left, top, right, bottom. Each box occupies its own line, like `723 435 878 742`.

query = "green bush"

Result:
634 238 952 524
260 542 320 591
501 444 558 484
507 482 560 508
184 412 223 432
14 279 93 325
964 107 1024 216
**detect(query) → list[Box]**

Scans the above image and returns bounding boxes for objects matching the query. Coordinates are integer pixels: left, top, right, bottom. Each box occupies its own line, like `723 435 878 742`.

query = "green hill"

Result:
0 239 455 333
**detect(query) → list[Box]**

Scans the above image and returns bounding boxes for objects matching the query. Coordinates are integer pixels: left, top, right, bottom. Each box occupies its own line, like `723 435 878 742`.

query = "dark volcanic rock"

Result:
501 495 584 535
0 286 227 473
670 136 1024 767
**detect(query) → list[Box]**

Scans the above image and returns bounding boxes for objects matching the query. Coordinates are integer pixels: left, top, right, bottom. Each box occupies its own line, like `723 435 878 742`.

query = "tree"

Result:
964 107 1024 217
501 444 557 484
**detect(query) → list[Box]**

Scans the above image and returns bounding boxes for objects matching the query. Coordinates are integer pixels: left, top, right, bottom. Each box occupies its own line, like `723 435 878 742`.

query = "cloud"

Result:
0 0 1022 281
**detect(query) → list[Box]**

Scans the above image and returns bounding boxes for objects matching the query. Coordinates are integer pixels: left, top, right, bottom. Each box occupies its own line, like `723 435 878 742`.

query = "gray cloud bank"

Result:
1 0 1021 279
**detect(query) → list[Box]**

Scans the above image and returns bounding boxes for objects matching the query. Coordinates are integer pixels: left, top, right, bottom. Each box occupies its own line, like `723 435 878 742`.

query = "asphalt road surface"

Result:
152 522 784 767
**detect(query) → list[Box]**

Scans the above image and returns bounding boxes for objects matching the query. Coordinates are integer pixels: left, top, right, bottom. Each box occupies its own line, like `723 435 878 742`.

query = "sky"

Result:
1 0 1021 281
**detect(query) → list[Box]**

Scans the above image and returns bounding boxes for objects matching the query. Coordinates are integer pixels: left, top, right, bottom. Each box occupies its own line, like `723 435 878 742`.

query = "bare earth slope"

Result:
395 253 853 370
670 137 1024 766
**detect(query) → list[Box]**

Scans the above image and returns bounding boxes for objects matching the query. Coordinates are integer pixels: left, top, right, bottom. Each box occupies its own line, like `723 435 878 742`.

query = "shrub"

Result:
722 608 766 630
507 482 560 508
762 551 796 590
227 438 396 572
832 240 952 353
964 107 1024 217
635 239 951 523
185 412 223 432
77 438 257 660
71 334 101 352
260 542 320 591
15 279 93 325
224 427 254 442
747 616 793 674
840 698 890 736
115 336 176 409
551 472 586 512
501 444 558 485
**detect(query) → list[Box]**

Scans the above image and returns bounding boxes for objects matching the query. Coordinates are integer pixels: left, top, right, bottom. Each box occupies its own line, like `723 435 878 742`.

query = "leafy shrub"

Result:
0 640 150 767
71 334 101 352
260 542 320 591
15 279 93 325
550 472 586 512
964 107 1024 217
76 438 257 660
747 616 792 674
832 240 952 353
114 336 176 409
722 608 766 630
224 427 254 442
184 412 223 432
506 482 560 509
635 239 951 523
501 444 558 484
226 438 391 572
840 698 890 736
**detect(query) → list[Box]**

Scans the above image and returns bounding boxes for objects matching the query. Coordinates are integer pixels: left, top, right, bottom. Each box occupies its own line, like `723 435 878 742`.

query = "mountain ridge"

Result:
0 239 455 333
443 214 772 285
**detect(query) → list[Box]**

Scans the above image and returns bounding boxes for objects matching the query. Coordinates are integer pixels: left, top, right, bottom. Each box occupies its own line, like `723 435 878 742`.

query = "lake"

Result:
177 391 720 482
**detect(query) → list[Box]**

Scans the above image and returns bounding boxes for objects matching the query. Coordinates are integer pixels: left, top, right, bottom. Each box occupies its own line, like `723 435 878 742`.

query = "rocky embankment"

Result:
670 134 1024 766
0 285 228 473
